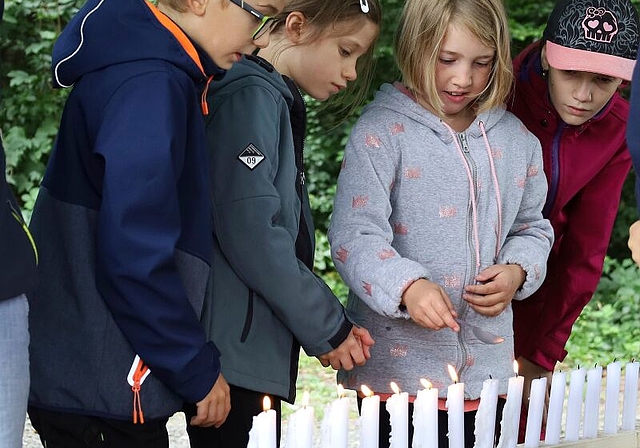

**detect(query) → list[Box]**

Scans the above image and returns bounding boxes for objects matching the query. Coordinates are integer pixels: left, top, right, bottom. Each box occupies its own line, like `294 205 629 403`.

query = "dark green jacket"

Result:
202 56 352 402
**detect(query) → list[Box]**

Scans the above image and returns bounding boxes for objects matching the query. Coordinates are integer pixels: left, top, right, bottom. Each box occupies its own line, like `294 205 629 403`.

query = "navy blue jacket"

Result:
628 48 640 212
28 0 223 420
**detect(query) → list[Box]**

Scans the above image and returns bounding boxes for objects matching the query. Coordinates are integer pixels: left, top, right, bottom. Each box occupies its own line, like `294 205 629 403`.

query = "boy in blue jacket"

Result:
26 0 284 446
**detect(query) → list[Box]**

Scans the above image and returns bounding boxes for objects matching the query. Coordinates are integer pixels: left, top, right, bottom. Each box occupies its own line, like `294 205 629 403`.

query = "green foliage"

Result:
1 0 84 218
565 257 640 367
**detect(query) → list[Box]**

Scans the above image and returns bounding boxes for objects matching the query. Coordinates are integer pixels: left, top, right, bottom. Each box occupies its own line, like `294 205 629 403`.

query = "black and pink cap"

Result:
543 0 640 80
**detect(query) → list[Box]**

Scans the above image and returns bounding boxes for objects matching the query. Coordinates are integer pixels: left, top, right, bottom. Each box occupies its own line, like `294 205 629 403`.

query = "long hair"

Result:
395 0 513 116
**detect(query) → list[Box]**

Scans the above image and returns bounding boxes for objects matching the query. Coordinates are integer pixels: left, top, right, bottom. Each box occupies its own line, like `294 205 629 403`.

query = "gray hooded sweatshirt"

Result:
328 83 554 398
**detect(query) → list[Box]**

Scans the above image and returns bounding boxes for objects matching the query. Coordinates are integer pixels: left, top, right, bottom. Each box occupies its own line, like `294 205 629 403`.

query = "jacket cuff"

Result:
522 341 567 372
327 315 354 349
177 341 222 403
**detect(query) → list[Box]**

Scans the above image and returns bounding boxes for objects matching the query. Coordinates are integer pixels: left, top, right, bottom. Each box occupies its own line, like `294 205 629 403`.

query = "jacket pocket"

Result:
240 289 254 342
7 200 38 265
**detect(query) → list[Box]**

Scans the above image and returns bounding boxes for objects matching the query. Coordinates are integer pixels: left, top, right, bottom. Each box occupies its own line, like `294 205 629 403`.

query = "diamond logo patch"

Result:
238 144 265 170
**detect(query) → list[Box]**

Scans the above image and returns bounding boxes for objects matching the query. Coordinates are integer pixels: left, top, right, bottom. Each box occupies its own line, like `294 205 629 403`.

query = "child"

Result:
183 0 381 446
0 6 38 448
508 0 640 428
328 0 554 446
25 0 285 445
628 45 640 267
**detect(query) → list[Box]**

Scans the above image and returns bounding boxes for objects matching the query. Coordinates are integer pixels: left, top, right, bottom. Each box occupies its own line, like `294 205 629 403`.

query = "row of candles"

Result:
247 360 639 448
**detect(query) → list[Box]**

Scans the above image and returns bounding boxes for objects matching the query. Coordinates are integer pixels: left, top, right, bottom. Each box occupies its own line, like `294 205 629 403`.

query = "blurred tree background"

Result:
1 0 639 364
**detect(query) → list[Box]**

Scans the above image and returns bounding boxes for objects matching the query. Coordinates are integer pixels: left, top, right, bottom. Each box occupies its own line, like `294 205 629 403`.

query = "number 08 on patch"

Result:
238 143 265 170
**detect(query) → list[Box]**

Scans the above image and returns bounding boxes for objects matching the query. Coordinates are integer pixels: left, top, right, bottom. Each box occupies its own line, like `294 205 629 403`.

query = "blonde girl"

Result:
328 0 553 446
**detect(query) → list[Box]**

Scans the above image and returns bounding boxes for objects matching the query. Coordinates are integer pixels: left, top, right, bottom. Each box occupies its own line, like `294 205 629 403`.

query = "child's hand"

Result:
317 326 374 371
401 279 458 331
628 220 640 267
463 264 525 316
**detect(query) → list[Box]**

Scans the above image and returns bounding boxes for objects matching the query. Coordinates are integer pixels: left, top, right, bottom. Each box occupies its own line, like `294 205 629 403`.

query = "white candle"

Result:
360 385 380 448
321 384 349 448
603 360 621 434
247 396 277 448
622 360 639 431
582 364 603 439
446 365 465 448
386 382 409 448
286 391 314 448
472 377 499 448
497 361 524 448
564 366 586 442
412 379 438 448
523 376 547 448
544 370 566 445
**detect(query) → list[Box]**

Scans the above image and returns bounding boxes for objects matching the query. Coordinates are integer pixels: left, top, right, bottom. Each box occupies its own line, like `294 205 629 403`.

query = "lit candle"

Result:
473 377 499 448
247 396 277 448
412 379 438 448
544 370 566 445
564 365 586 442
446 365 465 448
582 364 603 439
360 385 380 448
496 361 524 448
286 390 314 448
603 360 621 434
321 384 349 448
523 376 547 448
386 382 409 448
622 360 639 431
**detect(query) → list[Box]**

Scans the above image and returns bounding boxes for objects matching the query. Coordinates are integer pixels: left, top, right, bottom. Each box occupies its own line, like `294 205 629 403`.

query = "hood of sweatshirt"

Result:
366 82 507 142
52 0 223 89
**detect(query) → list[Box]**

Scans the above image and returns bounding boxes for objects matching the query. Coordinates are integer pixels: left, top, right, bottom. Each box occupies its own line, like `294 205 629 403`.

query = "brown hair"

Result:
394 0 513 117
273 0 382 117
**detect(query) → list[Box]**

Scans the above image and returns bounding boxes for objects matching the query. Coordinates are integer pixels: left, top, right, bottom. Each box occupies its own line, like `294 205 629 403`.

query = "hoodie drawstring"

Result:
444 121 503 274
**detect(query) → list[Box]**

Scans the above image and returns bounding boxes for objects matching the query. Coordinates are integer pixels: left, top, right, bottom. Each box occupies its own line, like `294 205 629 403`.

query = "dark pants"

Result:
28 406 169 448
358 397 507 448
184 385 283 448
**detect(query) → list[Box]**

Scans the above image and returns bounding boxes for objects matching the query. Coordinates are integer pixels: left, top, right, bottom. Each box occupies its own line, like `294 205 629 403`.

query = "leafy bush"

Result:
565 257 640 367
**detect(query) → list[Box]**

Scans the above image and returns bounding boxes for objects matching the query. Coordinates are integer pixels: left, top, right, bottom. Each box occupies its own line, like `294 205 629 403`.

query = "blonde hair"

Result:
394 0 513 117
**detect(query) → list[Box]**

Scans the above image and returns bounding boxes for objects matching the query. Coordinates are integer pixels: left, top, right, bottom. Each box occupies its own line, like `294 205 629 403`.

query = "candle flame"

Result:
513 360 519 376
390 381 401 394
361 384 374 397
447 364 459 384
420 378 432 390
302 390 310 407
337 384 346 399
263 395 271 412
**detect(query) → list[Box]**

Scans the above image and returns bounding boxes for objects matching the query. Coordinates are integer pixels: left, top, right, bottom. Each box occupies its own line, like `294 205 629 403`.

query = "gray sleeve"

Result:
496 133 554 299
328 116 429 318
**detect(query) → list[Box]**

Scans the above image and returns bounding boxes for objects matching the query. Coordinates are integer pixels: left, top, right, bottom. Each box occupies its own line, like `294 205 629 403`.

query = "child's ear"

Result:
283 11 307 44
186 0 209 16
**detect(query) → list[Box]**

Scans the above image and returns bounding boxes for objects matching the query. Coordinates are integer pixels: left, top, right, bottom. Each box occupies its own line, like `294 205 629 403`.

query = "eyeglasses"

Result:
229 0 278 40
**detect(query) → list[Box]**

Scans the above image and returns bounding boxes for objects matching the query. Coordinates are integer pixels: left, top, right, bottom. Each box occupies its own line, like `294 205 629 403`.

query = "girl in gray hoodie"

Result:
328 0 554 446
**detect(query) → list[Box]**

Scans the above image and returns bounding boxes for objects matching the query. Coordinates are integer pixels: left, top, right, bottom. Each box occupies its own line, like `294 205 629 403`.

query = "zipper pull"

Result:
458 133 469 152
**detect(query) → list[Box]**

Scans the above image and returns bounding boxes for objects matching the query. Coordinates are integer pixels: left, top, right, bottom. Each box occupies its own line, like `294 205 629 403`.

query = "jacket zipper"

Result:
7 200 38 265
455 133 475 380
240 289 254 342
542 123 565 217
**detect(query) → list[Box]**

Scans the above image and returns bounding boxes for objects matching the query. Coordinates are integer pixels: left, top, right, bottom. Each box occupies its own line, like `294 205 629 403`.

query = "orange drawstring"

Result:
131 359 149 424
